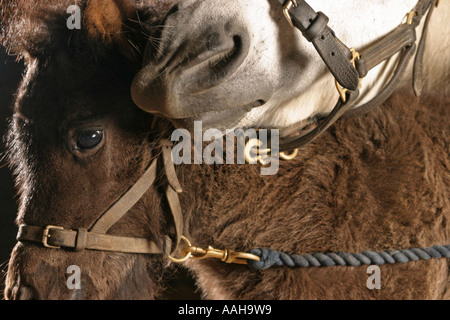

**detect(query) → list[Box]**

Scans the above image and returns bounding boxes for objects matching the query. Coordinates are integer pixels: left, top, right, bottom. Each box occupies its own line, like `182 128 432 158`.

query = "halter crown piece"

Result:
16 0 446 270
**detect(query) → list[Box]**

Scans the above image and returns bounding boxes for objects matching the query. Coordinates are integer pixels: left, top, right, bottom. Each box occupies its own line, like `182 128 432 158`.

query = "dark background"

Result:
0 48 200 300
0 47 22 290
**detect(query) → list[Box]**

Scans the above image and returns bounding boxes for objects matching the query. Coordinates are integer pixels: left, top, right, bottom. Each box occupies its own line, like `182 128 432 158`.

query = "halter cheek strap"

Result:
281 0 360 91
16 139 184 256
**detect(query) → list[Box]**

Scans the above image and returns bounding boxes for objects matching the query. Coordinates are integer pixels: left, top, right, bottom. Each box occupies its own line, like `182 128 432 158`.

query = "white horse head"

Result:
131 0 449 133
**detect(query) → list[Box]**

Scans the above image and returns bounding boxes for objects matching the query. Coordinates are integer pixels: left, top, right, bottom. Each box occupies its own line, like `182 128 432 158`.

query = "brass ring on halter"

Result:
168 236 193 263
280 149 299 161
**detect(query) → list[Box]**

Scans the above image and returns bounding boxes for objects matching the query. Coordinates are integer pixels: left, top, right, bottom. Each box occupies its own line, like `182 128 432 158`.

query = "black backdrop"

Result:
0 48 22 285
0 48 199 300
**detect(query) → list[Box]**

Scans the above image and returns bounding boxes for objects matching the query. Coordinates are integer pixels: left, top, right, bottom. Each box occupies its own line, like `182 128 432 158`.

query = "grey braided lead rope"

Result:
247 245 450 270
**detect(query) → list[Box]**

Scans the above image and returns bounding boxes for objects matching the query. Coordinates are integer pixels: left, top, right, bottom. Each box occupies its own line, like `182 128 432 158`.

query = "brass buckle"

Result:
42 225 64 249
280 149 299 161
283 0 298 28
335 48 363 102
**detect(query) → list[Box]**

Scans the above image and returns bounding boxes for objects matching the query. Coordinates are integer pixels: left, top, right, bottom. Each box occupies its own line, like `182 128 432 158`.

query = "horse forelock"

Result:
1 0 127 62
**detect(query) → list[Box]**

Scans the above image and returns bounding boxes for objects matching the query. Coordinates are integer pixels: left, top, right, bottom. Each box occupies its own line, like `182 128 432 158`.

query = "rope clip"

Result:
168 236 260 265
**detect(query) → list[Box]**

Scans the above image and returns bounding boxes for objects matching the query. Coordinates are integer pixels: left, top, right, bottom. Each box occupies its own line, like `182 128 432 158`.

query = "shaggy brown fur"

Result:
1 0 449 300
179 87 450 299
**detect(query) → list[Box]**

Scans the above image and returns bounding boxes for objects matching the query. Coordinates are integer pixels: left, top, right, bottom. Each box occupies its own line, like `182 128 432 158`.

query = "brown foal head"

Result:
2 0 177 299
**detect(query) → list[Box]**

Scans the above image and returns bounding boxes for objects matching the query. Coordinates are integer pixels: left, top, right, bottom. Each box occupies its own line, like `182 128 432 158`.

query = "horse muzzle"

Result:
131 0 268 128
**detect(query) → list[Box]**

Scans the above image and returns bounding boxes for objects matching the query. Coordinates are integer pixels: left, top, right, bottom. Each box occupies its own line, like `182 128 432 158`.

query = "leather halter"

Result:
17 139 259 264
17 140 184 256
15 0 439 265
276 0 438 152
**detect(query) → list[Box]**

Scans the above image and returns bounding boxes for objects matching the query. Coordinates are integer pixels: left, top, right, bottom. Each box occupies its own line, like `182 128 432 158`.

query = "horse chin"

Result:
169 100 265 133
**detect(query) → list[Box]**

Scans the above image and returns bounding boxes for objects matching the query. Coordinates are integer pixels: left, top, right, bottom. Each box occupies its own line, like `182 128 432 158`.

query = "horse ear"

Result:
84 0 177 70
84 0 128 43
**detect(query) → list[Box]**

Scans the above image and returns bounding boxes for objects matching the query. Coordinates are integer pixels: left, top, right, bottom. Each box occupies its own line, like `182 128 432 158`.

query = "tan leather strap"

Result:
17 225 165 254
355 24 417 78
344 43 418 119
89 158 158 234
413 1 437 96
161 139 183 193
161 139 184 251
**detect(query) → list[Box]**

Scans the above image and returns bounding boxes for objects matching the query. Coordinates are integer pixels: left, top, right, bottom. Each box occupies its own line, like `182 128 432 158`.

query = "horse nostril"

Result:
207 35 243 76
165 3 179 18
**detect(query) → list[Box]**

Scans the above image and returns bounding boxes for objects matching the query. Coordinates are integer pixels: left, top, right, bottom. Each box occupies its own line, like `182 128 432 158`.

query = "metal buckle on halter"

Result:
42 225 64 249
335 48 363 102
283 0 298 27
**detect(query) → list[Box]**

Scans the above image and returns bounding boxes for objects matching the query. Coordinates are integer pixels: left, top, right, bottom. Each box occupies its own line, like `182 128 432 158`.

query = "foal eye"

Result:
76 129 104 149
